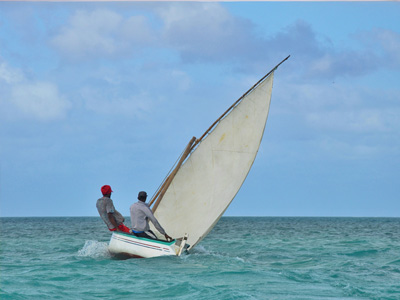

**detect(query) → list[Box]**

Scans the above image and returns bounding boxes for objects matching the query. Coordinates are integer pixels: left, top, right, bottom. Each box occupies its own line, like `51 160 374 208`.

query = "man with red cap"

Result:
96 185 132 234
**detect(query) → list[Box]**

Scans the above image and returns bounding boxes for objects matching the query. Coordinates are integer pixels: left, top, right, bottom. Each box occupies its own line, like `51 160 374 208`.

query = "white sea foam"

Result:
191 244 209 254
77 240 111 258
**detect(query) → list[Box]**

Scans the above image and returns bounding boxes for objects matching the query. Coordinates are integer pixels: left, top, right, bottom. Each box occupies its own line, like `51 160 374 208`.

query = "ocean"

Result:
1 217 399 299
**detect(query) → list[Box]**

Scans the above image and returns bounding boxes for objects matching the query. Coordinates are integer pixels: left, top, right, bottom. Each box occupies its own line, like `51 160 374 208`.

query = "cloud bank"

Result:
0 60 71 121
48 4 400 81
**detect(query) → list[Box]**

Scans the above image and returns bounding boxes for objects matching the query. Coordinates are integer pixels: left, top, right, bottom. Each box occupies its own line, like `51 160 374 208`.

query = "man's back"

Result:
97 196 124 229
130 201 165 235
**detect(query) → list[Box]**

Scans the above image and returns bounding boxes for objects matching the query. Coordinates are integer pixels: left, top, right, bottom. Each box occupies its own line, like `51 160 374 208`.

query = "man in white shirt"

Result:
130 191 172 241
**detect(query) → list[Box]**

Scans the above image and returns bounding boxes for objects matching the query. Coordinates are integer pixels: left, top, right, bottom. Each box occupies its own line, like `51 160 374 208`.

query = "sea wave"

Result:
2 217 400 299
77 240 111 258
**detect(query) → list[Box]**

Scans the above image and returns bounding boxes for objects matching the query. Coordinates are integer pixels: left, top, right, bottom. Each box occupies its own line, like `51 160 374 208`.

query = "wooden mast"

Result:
150 136 197 212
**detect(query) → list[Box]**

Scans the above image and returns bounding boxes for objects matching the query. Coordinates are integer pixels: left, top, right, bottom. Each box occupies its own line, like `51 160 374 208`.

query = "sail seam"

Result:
212 149 259 154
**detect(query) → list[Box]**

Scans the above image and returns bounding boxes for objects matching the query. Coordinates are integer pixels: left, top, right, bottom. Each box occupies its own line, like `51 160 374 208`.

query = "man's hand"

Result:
164 233 173 242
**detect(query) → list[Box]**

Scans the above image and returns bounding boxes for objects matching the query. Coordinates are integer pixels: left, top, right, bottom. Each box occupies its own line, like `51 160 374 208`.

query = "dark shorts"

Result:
134 231 157 240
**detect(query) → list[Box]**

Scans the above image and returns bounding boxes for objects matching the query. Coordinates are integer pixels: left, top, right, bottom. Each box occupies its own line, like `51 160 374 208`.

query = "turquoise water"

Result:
1 217 400 299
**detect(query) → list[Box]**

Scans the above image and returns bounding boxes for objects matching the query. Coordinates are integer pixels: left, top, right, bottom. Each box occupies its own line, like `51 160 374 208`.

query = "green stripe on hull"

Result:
115 232 176 246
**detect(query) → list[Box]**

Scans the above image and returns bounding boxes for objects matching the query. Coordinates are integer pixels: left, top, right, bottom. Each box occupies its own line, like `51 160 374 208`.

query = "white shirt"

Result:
130 201 166 235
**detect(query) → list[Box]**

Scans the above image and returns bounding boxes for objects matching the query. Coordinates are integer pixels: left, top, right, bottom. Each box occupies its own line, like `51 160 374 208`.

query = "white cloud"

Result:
170 69 192 91
52 9 122 58
279 82 399 135
0 62 24 84
121 15 155 44
154 5 399 80
49 4 400 81
371 29 400 68
294 26 400 80
51 4 254 63
155 3 258 62
318 137 382 160
272 80 400 162
0 60 70 121
51 9 155 60
11 82 71 121
308 51 379 79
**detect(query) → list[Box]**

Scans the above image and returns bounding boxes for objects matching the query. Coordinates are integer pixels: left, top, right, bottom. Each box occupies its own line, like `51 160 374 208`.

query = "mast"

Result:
149 137 197 212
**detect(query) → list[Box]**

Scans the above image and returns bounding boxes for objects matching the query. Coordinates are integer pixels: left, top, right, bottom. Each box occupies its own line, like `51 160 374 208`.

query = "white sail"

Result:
151 72 275 249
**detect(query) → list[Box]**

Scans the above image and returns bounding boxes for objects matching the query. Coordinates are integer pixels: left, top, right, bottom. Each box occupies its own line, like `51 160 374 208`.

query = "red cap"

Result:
101 185 113 195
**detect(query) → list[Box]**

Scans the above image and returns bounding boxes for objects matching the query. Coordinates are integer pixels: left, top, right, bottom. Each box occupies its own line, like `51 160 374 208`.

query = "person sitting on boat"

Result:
130 191 173 242
96 185 132 234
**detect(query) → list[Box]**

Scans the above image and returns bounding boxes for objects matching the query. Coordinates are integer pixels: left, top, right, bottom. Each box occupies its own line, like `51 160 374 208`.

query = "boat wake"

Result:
77 240 111 259
190 245 209 255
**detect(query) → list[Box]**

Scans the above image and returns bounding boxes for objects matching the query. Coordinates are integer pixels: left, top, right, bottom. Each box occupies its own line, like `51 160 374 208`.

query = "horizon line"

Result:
1 215 399 218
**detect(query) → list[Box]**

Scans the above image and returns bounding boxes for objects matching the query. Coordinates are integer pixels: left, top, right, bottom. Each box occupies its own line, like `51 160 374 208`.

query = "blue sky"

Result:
1 2 399 217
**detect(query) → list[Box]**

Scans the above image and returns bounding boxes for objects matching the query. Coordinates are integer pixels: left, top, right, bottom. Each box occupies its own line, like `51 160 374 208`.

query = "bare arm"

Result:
107 213 118 229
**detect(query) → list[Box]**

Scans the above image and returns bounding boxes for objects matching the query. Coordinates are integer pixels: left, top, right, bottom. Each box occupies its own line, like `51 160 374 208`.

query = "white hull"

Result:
108 232 187 259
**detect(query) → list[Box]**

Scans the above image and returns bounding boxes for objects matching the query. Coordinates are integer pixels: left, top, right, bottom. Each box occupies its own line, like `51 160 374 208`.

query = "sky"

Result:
0 1 399 218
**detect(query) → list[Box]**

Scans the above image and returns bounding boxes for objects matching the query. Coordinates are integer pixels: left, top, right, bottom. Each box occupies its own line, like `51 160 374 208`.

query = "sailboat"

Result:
108 56 290 258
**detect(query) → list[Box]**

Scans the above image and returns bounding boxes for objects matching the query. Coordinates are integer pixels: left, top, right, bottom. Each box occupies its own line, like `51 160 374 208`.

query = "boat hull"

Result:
108 232 186 259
